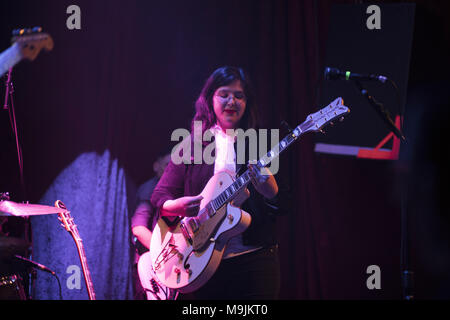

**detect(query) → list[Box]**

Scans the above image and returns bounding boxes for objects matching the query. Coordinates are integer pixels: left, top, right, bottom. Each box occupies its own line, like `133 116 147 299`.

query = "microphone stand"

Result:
352 79 412 299
4 67 32 299
352 80 406 142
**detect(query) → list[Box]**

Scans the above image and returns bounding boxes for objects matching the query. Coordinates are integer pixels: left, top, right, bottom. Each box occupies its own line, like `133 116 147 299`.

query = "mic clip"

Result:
281 120 293 134
353 80 406 142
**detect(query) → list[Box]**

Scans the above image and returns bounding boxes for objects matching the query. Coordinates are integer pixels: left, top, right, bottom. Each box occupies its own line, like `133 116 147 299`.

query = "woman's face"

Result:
212 80 247 130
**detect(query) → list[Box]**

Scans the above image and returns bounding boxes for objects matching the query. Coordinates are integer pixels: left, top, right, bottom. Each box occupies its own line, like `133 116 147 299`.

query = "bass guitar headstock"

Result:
11 27 53 61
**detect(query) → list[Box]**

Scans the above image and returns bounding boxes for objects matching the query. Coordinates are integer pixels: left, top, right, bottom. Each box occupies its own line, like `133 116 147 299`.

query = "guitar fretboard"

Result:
73 237 96 300
56 200 96 301
203 120 310 216
195 97 348 221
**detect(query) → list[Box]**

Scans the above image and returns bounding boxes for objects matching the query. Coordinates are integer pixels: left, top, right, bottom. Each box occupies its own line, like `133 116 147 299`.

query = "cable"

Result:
386 78 412 299
52 272 63 300
387 78 406 141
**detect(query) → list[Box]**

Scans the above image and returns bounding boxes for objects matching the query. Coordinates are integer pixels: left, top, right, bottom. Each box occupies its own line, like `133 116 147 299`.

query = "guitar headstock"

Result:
55 200 78 236
11 27 53 61
299 97 350 134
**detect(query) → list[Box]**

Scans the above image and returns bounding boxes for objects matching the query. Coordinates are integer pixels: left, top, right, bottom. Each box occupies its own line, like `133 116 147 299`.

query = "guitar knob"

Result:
227 214 234 222
150 279 159 293
174 268 181 274
185 269 192 276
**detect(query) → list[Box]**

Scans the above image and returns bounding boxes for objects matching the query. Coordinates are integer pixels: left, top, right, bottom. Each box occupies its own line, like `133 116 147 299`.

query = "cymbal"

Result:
0 201 67 217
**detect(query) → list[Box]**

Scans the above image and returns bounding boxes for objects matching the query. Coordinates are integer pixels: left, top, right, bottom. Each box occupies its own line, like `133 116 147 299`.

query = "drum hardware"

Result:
0 274 27 300
1 27 55 300
0 200 68 217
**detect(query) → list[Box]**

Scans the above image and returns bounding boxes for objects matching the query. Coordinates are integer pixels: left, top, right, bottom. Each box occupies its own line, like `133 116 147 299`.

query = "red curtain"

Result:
2 0 447 299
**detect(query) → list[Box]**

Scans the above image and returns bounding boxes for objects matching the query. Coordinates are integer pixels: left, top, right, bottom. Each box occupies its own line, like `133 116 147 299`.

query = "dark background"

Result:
316 3 414 150
1 0 449 299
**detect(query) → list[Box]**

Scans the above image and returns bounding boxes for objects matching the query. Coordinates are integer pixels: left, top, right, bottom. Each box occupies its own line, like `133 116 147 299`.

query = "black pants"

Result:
180 245 280 300
132 262 146 300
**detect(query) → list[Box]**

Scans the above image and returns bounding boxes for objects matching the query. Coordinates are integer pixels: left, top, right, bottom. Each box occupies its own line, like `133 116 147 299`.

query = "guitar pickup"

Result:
180 222 193 245
188 218 199 233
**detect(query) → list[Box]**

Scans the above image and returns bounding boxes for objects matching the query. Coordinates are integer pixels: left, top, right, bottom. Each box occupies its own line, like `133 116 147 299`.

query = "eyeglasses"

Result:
214 89 246 101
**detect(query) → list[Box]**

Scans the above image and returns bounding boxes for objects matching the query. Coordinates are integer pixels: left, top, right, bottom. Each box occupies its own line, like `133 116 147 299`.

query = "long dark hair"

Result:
191 66 258 136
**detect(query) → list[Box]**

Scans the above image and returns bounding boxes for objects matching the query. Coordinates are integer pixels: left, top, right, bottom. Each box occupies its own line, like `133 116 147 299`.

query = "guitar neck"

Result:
72 235 96 300
206 122 309 213
0 43 22 77
196 97 349 220
56 201 97 300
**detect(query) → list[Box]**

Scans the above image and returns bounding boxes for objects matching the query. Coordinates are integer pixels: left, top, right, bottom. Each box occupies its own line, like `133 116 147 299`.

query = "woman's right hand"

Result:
161 195 204 217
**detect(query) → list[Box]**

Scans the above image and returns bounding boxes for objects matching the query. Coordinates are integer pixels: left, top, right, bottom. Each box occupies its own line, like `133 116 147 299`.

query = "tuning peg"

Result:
319 129 325 134
0 192 11 201
330 121 334 126
11 27 42 37
339 116 345 122
12 29 24 36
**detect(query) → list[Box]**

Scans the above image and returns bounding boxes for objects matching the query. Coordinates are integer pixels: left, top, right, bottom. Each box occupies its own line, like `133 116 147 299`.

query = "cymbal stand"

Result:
4 67 26 201
4 68 33 299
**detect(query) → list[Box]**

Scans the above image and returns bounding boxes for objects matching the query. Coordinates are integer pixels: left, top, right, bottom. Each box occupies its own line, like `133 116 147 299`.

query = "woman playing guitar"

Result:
150 66 283 300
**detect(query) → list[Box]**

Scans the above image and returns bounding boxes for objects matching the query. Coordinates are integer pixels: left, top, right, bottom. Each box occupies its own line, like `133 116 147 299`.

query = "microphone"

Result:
14 255 56 275
324 67 388 83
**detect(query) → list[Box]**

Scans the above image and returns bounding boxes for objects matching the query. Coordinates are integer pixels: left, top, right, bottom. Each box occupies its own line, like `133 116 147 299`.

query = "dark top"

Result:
131 176 159 230
131 176 160 262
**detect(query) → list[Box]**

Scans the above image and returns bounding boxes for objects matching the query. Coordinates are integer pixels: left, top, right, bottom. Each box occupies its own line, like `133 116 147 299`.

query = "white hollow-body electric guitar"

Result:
138 251 179 300
150 97 350 293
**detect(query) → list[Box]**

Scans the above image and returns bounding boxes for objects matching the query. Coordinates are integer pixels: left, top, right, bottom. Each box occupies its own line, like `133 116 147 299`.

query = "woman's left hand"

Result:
248 163 269 188
247 164 278 199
